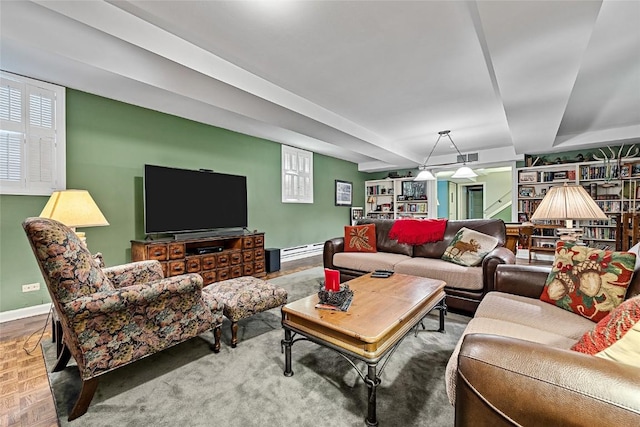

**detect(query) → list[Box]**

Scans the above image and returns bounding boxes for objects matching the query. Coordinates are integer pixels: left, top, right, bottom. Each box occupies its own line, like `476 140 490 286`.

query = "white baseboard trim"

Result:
280 242 324 263
0 303 52 323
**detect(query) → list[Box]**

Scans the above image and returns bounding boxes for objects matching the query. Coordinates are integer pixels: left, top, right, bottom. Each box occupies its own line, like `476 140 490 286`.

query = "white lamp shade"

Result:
414 169 436 181
40 190 109 228
530 184 607 221
451 166 477 179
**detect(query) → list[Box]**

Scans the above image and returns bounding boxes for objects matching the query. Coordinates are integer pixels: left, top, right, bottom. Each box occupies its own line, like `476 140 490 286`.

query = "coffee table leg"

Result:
365 363 381 426
282 328 294 377
437 298 447 333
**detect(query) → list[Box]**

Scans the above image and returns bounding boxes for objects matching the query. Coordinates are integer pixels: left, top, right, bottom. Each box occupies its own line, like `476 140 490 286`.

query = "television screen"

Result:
144 165 248 235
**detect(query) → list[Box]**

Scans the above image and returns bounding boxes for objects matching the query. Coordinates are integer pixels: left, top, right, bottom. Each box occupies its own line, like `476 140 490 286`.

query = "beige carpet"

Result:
43 267 470 426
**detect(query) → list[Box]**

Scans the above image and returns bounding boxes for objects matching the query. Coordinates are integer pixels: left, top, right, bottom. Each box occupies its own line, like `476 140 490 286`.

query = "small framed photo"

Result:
632 163 640 177
335 180 353 206
519 186 535 198
621 164 631 178
519 171 538 183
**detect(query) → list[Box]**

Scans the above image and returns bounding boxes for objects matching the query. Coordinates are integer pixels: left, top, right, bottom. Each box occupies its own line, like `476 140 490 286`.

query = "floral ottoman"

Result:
202 277 288 347
199 291 225 353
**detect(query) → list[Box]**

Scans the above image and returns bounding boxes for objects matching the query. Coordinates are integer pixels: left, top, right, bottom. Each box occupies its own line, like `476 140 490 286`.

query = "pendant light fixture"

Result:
414 130 477 180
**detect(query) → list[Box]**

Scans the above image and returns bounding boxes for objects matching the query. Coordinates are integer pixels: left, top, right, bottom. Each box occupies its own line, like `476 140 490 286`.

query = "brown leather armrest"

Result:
481 247 516 292
494 264 551 298
323 237 344 269
456 334 640 427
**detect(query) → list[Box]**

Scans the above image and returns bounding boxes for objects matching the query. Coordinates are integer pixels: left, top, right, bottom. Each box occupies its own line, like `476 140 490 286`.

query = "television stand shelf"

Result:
131 231 265 284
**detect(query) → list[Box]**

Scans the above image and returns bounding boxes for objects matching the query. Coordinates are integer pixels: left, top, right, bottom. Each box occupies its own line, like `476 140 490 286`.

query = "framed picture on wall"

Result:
335 180 353 206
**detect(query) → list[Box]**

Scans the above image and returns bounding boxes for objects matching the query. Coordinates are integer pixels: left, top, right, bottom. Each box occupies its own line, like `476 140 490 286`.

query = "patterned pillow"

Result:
540 241 636 323
441 227 499 267
344 224 377 253
571 295 640 368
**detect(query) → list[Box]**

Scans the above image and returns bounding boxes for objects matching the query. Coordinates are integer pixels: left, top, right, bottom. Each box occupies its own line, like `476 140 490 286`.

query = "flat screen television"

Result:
144 164 248 235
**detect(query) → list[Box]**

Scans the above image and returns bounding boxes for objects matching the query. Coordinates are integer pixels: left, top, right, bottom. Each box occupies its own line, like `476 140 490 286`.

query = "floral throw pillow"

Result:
540 241 636 323
441 227 499 267
571 295 640 368
344 224 377 253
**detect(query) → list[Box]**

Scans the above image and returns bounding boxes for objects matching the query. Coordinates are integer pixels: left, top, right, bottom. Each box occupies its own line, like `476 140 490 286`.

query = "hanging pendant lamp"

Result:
414 130 477 180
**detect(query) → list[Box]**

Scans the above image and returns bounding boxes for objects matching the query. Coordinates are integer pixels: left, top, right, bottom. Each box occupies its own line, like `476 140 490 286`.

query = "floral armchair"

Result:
22 217 221 420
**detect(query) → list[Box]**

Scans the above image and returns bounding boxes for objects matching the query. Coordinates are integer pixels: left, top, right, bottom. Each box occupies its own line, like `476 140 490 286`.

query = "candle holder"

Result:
318 282 353 307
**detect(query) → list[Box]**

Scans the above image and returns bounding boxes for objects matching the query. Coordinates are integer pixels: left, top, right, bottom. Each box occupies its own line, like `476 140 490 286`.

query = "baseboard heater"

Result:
280 242 324 262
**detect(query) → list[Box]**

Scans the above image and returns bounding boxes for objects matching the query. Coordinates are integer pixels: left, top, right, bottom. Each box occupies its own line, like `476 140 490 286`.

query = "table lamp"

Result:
529 183 607 242
39 189 109 246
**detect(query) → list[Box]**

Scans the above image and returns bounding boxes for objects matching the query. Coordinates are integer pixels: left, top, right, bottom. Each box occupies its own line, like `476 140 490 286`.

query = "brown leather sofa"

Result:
450 264 640 426
323 218 515 314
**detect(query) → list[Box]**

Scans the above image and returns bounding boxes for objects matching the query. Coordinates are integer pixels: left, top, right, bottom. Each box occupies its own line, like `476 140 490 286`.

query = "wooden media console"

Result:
131 231 265 284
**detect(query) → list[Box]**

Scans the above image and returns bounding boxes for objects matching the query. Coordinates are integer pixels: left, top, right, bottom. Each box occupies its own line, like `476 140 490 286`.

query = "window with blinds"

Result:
0 71 65 195
282 145 313 203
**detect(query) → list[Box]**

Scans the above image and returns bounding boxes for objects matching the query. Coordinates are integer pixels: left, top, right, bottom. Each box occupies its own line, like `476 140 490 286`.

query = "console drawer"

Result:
230 265 243 278
146 244 168 261
201 255 216 270
242 237 254 249
254 260 265 274
242 250 254 263
217 253 230 268
185 256 201 273
201 270 216 285
217 267 230 281
230 251 242 265
168 243 185 260
168 260 185 277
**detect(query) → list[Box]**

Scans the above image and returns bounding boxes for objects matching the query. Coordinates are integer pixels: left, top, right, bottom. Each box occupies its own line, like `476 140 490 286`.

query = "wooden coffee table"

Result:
281 273 446 426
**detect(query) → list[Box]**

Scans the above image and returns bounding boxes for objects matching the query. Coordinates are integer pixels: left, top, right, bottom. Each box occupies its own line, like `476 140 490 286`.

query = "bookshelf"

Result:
517 158 640 251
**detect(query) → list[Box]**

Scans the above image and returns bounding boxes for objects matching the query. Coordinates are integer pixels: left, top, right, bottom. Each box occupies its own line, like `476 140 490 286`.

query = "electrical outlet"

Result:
22 282 40 292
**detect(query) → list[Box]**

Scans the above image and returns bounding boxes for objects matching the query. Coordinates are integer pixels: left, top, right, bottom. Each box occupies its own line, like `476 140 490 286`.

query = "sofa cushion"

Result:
356 218 413 256
540 241 636 323
445 317 580 406
332 251 411 273
344 224 377 253
476 292 595 340
394 257 484 291
441 227 499 267
571 295 640 367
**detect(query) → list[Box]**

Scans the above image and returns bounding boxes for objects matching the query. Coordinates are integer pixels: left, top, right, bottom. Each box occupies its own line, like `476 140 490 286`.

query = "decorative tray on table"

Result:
316 283 354 311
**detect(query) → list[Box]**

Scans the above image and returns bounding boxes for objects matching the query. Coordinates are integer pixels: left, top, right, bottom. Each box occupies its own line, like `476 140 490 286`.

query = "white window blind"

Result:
282 145 313 203
0 71 65 195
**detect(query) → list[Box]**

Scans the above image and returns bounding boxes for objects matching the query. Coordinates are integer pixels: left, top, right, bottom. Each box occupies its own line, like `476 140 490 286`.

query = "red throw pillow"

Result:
540 241 636 323
344 224 377 253
571 295 640 367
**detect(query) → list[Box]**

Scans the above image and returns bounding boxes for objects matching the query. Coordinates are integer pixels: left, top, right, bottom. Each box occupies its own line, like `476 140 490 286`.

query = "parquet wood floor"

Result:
0 255 322 427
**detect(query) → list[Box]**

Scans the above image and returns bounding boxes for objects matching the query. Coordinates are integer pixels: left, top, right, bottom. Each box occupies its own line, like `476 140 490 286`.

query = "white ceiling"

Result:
1 0 639 172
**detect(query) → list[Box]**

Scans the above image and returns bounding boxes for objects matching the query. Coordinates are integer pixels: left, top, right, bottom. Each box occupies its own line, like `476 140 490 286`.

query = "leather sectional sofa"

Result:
448 263 640 426
323 218 515 314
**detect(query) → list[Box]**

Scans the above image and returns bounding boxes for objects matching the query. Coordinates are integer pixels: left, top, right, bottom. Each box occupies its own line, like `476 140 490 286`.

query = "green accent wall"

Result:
0 90 366 313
